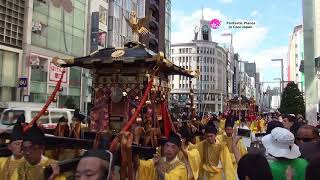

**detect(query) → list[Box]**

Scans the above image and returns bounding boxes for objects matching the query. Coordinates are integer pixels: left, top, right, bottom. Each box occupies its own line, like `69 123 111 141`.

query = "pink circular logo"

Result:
210 19 222 29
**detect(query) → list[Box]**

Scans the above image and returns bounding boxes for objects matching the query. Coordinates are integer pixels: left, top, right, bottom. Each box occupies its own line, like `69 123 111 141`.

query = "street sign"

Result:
18 77 28 88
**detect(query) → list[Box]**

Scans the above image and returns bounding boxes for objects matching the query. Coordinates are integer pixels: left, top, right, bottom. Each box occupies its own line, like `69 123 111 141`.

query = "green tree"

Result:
279 82 305 117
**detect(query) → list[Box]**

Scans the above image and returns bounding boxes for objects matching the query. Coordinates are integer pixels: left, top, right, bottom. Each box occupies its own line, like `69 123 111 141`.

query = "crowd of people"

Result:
0 111 319 180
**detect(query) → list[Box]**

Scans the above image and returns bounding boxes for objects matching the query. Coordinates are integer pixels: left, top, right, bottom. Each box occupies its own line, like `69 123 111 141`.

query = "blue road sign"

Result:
18 77 28 88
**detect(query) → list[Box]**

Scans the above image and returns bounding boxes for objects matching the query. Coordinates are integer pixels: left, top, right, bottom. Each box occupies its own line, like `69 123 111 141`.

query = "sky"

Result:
171 0 302 90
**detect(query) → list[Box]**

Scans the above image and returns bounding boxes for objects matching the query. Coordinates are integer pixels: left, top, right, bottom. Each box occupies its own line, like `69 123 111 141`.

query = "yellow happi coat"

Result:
218 119 226 135
0 156 25 179
178 144 201 180
11 156 66 180
250 119 266 134
190 140 236 180
137 156 187 180
216 135 247 169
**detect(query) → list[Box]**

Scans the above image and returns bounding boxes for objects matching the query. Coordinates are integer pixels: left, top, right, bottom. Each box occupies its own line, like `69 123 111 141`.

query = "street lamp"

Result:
271 59 284 92
273 78 282 94
273 78 282 109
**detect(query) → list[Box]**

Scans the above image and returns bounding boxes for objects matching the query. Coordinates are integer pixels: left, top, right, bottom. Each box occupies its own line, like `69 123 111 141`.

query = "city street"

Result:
0 0 319 180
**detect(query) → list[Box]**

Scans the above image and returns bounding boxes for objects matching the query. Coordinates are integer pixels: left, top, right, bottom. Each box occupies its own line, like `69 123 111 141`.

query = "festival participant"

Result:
216 120 247 169
190 124 236 180
218 114 226 135
75 149 112 180
250 114 266 134
262 127 308 180
179 126 201 180
0 122 25 179
137 132 188 180
70 113 85 139
11 124 65 180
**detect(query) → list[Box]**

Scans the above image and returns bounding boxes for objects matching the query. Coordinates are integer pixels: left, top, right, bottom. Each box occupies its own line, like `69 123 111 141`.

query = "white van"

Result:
0 107 74 130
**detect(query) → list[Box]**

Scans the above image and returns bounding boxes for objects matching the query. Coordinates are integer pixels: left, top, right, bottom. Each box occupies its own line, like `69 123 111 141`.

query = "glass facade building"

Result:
31 0 86 57
26 1 88 109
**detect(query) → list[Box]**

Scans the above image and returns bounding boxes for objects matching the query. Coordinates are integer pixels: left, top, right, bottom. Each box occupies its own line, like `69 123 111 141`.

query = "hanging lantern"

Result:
44 110 49 116
52 97 57 103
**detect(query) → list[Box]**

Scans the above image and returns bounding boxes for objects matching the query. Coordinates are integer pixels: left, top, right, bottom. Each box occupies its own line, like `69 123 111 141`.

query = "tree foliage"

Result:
64 97 78 110
279 82 305 116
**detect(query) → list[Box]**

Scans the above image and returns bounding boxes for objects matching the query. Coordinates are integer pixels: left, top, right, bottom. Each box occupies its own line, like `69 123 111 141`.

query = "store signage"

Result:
49 63 67 83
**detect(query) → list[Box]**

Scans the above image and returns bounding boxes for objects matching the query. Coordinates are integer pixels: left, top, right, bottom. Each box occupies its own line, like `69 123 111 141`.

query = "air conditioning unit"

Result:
32 21 42 33
29 55 40 66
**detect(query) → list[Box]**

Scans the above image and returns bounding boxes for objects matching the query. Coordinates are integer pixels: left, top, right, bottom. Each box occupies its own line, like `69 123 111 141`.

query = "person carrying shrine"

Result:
216 120 247 170
54 116 70 137
250 114 266 134
52 116 71 161
0 122 25 179
11 123 65 180
179 125 201 180
70 112 85 139
189 124 236 180
136 132 188 180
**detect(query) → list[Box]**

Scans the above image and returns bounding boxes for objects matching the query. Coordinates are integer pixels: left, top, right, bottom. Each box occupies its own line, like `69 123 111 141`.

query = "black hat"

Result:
180 125 194 143
23 123 45 145
205 124 218 134
83 149 110 161
74 113 85 122
166 132 182 147
225 119 235 128
17 114 25 124
266 120 284 134
58 116 68 123
10 122 24 142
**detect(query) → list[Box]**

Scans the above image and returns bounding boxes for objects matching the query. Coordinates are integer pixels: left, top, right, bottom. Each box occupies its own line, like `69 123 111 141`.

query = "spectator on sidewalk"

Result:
262 127 308 180
237 153 273 180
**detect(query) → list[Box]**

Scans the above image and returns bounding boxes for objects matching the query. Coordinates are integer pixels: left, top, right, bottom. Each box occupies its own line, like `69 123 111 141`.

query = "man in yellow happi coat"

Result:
0 122 25 179
216 120 247 170
250 114 266 134
137 132 187 180
191 124 236 180
11 124 65 180
178 125 201 180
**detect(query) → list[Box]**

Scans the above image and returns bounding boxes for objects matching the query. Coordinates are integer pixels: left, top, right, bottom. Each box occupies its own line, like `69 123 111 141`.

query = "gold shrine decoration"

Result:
124 10 150 42
111 50 125 58
52 56 74 67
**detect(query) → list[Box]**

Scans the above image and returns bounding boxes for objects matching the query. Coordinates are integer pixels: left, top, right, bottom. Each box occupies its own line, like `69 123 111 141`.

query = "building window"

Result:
30 55 48 103
0 50 18 101
32 2 86 56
